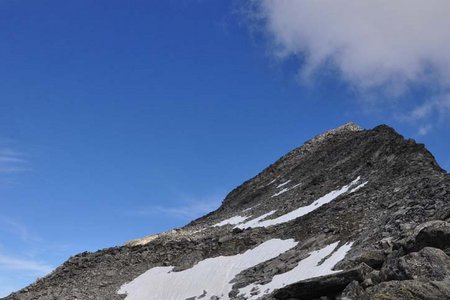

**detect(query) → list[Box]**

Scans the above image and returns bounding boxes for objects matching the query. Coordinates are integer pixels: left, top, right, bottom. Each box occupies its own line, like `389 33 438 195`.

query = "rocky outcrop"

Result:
366 277 450 300
4 123 450 300
339 221 450 299
273 263 373 299
402 221 450 253
270 221 450 300
380 247 450 281
338 281 369 300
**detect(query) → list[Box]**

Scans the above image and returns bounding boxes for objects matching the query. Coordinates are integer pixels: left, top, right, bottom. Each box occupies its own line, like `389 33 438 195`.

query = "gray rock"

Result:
404 221 450 252
347 249 386 269
366 277 450 300
381 247 450 281
273 264 373 300
337 281 368 300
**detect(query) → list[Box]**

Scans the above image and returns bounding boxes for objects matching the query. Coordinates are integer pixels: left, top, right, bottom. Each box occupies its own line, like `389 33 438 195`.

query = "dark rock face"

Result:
273 263 373 299
4 123 450 300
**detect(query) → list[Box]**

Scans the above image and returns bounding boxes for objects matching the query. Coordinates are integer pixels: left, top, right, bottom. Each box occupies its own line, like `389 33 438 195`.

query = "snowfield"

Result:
234 210 277 229
238 177 367 229
271 183 301 198
119 178 364 299
118 239 353 300
238 241 354 299
118 239 297 300
214 177 368 230
213 215 249 227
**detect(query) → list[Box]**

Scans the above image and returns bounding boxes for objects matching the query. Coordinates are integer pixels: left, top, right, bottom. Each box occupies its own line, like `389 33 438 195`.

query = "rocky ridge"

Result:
4 123 450 300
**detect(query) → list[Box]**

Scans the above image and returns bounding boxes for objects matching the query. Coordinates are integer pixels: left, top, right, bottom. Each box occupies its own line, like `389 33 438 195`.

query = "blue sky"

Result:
0 0 449 296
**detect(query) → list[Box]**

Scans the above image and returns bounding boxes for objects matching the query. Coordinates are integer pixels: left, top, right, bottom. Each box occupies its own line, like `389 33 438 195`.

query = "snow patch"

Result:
235 211 277 230
239 241 354 299
349 181 368 193
267 179 277 185
242 204 260 213
118 239 298 300
213 215 249 227
276 180 292 188
238 177 367 229
272 183 301 197
272 187 289 197
214 178 367 230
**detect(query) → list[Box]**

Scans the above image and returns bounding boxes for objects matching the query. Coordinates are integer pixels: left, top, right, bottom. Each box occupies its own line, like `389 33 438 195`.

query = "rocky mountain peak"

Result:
289 121 363 156
4 123 450 300
305 121 363 145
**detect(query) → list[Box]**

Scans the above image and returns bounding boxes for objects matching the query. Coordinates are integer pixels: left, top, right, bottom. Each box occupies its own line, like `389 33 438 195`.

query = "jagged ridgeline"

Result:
5 123 450 300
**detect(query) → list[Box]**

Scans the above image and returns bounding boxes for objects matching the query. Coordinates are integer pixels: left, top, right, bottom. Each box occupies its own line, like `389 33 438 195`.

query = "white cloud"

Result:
0 285 17 298
0 252 53 275
133 194 223 219
0 146 29 187
417 124 432 136
0 218 69 296
0 217 42 244
408 96 450 121
0 167 30 173
396 93 450 134
141 202 219 219
245 0 450 93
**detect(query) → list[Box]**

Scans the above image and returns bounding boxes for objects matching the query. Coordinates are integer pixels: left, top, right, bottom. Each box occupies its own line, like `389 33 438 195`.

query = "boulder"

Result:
366 277 450 300
273 264 373 300
381 247 450 281
337 280 368 300
346 250 386 269
404 221 450 252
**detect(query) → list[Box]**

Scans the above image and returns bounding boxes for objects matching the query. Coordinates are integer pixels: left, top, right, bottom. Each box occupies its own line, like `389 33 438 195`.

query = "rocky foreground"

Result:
4 123 450 300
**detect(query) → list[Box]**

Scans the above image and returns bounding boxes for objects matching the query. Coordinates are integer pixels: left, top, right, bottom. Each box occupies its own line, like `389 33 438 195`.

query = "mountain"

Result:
4 123 450 300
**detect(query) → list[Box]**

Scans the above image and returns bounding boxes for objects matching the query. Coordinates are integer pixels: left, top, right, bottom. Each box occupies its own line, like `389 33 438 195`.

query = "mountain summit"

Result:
5 123 450 300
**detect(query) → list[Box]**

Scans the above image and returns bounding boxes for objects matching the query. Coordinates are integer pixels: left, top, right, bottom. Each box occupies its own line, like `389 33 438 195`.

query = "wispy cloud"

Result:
0 156 26 163
396 93 450 135
417 124 433 136
137 202 219 219
0 149 27 161
0 146 30 187
0 252 53 275
0 217 42 244
0 284 18 298
401 95 450 121
0 218 62 296
132 194 223 220
0 167 31 173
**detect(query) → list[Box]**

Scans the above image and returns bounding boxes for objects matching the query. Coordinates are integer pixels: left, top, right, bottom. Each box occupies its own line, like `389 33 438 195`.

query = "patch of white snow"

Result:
213 215 249 227
276 180 292 188
235 211 277 230
240 177 367 229
118 239 298 300
349 181 368 193
271 183 302 198
239 241 354 299
272 188 289 197
242 204 260 213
